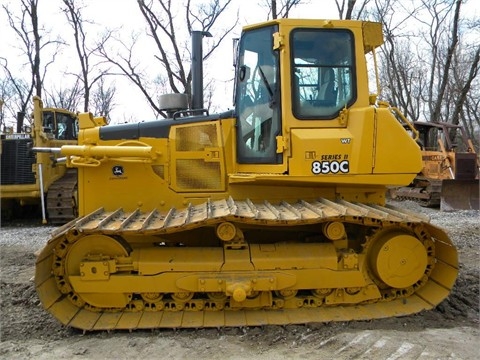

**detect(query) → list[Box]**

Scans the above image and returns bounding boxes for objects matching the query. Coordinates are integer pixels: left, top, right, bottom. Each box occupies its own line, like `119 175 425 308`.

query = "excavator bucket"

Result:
440 179 479 211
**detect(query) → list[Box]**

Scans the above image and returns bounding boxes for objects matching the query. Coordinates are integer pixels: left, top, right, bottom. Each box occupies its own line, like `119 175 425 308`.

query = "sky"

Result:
1 0 479 125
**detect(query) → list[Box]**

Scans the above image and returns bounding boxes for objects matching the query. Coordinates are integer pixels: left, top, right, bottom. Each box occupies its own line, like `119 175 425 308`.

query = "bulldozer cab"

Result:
42 109 78 140
235 23 358 167
235 22 357 174
233 20 396 182
415 121 472 153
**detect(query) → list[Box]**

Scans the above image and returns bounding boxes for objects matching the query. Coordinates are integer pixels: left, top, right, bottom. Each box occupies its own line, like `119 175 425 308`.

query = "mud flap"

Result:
440 179 479 211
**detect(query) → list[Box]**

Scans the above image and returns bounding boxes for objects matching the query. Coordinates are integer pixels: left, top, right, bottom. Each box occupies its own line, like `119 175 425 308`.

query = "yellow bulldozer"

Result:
0 96 78 223
34 19 458 330
391 121 479 211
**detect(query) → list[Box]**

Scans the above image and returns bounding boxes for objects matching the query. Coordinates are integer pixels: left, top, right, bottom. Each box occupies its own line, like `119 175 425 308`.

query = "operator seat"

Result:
318 68 336 104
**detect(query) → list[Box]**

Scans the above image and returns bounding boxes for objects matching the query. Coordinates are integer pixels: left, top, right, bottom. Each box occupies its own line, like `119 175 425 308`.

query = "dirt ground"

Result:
0 201 478 359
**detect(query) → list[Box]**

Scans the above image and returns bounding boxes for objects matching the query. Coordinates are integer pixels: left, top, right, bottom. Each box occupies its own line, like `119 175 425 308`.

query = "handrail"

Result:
377 101 419 141
61 144 156 159
34 141 159 168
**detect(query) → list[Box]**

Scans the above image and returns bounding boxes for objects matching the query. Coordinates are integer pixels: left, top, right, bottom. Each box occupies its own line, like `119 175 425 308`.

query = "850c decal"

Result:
312 160 349 174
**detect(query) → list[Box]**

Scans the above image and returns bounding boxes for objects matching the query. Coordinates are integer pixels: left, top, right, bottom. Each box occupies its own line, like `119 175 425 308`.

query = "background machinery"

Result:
35 19 458 330
1 96 78 223
391 121 479 211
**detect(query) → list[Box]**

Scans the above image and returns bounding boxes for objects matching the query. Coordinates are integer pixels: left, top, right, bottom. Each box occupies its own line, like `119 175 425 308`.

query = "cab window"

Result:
291 29 356 119
56 112 78 140
42 111 78 140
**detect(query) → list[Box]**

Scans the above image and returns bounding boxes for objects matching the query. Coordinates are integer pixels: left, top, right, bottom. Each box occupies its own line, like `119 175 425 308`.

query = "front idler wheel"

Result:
368 228 428 289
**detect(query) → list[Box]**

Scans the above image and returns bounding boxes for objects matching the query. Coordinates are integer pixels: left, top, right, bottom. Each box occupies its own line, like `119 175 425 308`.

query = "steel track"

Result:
35 198 458 330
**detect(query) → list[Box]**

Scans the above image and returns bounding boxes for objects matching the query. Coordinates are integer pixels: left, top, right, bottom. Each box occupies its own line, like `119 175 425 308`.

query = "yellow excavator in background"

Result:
34 19 458 330
391 121 479 211
1 96 78 223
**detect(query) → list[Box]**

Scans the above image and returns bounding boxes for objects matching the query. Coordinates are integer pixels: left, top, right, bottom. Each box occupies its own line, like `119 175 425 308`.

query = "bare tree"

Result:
0 98 3 130
0 76 16 130
260 0 305 19
44 80 83 111
1 0 62 124
450 45 480 131
61 0 112 112
335 0 370 19
379 35 425 121
98 32 160 115
0 58 31 125
339 0 479 146
421 0 461 123
99 0 238 117
91 77 116 122
463 87 480 139
372 1 478 123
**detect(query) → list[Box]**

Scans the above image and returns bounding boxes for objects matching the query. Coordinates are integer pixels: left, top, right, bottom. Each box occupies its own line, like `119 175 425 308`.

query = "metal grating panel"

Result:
455 153 477 180
0 138 36 185
176 124 218 151
176 159 221 190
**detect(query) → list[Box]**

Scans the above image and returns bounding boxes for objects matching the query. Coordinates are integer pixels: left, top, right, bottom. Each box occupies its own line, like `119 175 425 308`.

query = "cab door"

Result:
235 25 286 173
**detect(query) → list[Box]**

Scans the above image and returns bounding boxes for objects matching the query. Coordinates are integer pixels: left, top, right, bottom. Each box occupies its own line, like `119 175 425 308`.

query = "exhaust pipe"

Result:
191 31 212 111
17 111 25 133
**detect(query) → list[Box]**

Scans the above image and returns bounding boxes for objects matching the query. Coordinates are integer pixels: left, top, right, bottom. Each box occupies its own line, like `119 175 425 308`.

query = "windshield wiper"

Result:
257 65 274 100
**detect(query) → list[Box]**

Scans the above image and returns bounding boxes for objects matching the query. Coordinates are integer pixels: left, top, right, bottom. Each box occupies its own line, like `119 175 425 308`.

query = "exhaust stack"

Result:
191 31 212 111
17 112 25 133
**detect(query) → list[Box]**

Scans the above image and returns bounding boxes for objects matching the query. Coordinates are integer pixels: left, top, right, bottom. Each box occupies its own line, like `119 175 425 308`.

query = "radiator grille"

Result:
455 153 477 180
1 138 36 185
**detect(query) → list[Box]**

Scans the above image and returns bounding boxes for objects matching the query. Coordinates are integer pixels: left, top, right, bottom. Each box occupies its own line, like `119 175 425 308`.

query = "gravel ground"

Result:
0 199 478 359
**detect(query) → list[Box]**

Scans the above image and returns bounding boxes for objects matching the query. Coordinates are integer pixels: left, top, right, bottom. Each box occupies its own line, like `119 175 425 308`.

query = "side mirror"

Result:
232 38 239 67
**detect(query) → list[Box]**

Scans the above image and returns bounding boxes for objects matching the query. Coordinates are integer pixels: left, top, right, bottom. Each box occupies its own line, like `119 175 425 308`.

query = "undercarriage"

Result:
35 198 458 330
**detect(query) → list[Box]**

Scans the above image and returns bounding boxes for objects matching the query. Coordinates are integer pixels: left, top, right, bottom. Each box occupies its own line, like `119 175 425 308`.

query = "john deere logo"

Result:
112 165 124 176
